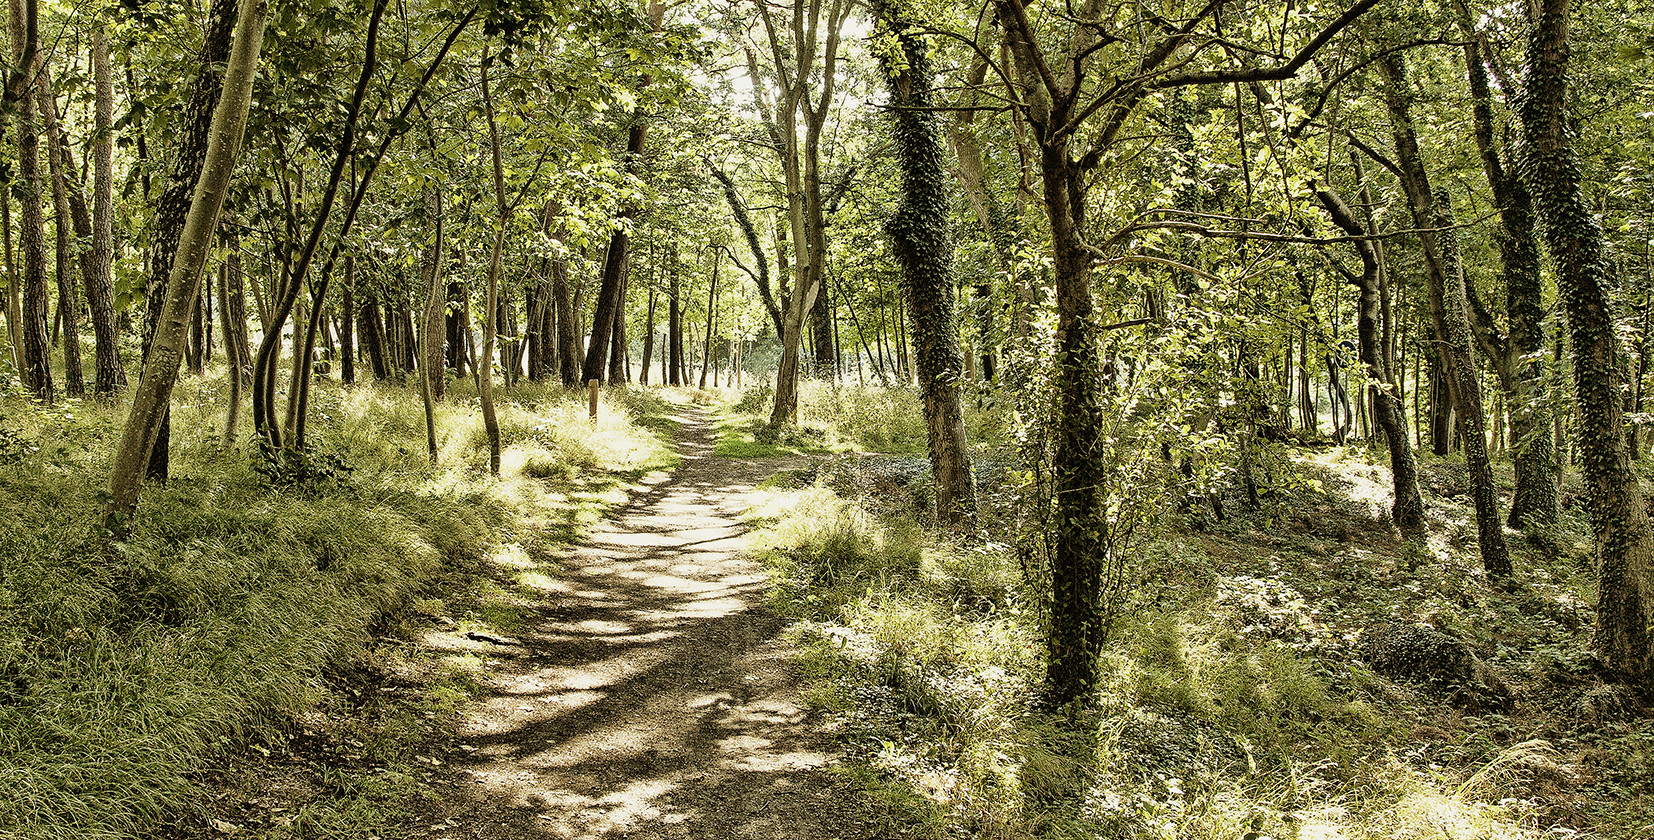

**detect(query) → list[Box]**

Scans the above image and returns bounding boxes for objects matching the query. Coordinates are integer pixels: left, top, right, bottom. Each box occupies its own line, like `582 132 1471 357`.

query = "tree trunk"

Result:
338 255 356 383
136 0 240 473
1316 184 1427 540
607 257 629 384
1460 34 1559 531
106 0 266 535
9 0 51 402
38 65 83 397
700 248 719 388
253 0 389 452
640 284 656 385
418 186 445 461
218 260 242 442
1380 53 1510 578
553 252 579 387
359 282 389 380
668 261 683 386
873 0 977 526
1518 0 1654 681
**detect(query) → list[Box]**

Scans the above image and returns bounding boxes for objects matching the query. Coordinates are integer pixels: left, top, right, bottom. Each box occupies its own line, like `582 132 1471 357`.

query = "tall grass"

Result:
0 372 671 838
749 477 1564 840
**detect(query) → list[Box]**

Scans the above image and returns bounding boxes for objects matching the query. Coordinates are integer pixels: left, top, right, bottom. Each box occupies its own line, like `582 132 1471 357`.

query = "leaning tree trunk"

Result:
106 0 266 535
1518 0 1654 681
872 0 977 526
139 0 240 474
1382 53 1510 578
1315 184 1427 541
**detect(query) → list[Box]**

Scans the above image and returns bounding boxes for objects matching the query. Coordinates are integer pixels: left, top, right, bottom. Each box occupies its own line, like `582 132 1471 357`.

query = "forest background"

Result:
1 0 1652 836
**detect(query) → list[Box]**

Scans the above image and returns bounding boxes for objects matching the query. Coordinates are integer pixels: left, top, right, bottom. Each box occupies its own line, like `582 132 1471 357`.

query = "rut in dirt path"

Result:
419 406 879 840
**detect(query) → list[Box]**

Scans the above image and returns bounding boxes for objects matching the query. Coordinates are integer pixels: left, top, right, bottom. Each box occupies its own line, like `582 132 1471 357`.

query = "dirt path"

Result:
417 406 877 840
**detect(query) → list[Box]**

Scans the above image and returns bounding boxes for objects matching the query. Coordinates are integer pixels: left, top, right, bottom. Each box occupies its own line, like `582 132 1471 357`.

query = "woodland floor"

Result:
179 406 882 840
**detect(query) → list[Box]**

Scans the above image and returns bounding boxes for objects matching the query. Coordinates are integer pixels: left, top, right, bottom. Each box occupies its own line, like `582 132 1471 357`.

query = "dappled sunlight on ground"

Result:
410 407 872 839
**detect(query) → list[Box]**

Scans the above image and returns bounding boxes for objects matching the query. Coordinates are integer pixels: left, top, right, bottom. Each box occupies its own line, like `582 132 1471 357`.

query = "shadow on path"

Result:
416 407 875 840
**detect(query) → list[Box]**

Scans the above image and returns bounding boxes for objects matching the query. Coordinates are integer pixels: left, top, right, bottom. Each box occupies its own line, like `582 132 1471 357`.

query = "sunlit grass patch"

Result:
751 465 1579 840
716 380 1012 457
0 367 674 839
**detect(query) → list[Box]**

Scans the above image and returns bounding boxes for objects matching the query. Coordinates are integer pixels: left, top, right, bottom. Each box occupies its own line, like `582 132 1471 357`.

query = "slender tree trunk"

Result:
4 197 19 375
1381 53 1510 577
136 0 241 474
478 49 514 475
418 187 444 461
218 260 242 442
38 66 83 397
668 261 683 386
338 255 356 383
106 0 267 535
253 0 389 452
640 284 656 385
700 248 719 388
607 258 629 384
1518 0 1654 681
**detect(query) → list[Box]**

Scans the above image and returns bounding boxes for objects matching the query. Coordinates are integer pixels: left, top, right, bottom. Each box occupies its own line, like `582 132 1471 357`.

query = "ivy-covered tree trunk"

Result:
1315 185 1427 541
1461 35 1559 531
871 0 976 527
1518 0 1654 681
1381 53 1510 578
997 0 1109 706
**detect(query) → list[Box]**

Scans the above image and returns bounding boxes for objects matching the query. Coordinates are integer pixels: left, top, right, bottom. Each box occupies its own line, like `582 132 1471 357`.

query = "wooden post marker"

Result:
588 379 600 419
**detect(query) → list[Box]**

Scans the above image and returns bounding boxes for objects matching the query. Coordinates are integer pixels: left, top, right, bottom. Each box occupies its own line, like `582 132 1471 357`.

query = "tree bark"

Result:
1315 184 1427 540
38 65 83 397
1380 53 1510 578
138 0 241 473
1518 0 1654 681
106 0 267 535
338 254 356 383
1460 33 1560 531
9 0 51 402
418 186 444 461
873 0 977 526
700 248 719 388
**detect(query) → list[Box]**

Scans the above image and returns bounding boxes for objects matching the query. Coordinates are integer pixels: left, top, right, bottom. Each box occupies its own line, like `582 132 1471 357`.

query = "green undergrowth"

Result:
747 446 1630 840
0 371 673 839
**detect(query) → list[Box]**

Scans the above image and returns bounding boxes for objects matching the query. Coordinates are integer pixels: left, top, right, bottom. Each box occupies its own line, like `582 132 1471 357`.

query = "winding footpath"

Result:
416 406 877 840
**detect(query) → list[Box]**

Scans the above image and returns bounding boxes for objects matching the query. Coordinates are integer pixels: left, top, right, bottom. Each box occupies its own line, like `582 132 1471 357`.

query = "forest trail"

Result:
416 406 876 840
